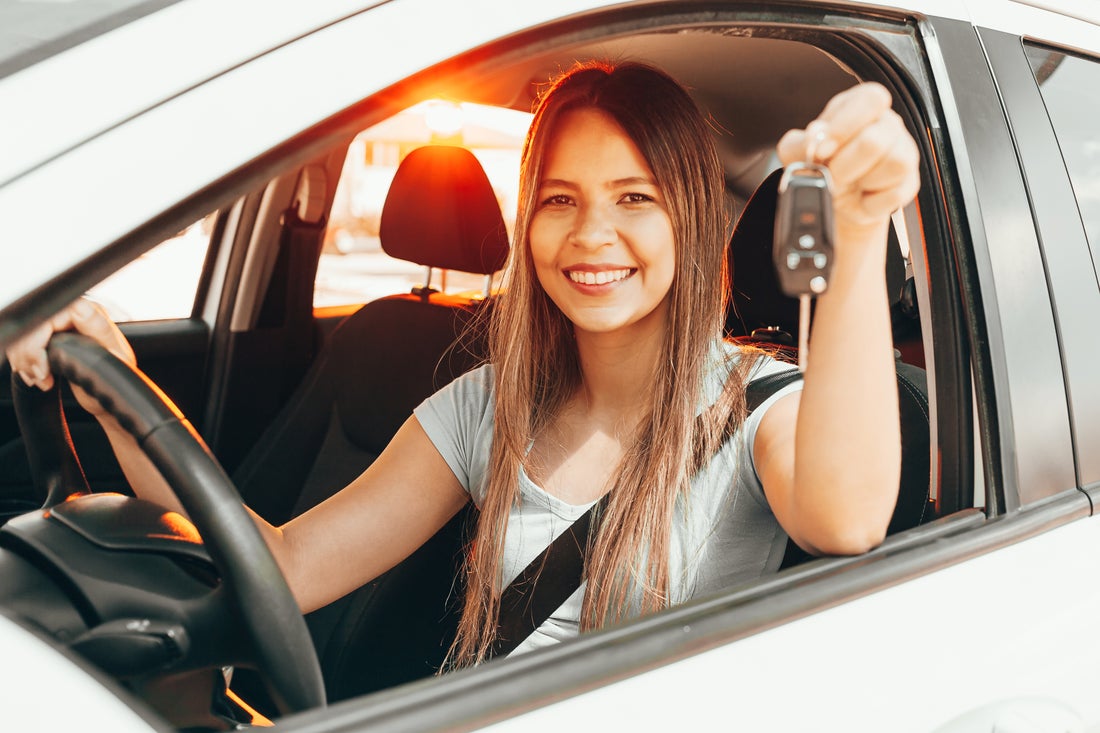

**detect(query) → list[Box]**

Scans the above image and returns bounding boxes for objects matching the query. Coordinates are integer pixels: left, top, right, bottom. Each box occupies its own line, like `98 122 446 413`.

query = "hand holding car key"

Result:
773 123 835 372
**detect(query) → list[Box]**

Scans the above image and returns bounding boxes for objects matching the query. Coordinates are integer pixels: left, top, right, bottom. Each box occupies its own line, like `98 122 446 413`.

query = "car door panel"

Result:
0 317 210 502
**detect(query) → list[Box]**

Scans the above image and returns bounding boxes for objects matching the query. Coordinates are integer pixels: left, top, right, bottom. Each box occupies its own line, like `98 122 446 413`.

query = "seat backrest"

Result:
230 145 508 704
726 168 909 342
725 168 933 568
235 145 507 521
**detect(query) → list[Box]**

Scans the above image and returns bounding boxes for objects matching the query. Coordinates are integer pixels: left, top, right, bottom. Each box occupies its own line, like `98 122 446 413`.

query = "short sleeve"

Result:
737 357 803 509
413 364 496 504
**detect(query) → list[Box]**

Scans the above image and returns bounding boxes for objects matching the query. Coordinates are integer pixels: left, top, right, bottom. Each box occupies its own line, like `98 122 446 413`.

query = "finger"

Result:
777 128 809 167
826 110 912 189
857 174 921 221
80 299 135 366
6 321 56 391
814 82 894 157
777 83 894 166
853 132 919 194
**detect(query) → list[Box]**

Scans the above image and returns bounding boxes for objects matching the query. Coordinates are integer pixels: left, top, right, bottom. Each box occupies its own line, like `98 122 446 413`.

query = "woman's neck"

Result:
572 319 664 418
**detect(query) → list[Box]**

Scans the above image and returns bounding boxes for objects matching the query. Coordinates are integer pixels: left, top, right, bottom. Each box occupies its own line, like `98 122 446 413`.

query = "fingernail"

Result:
32 364 48 382
18 371 33 387
73 299 93 319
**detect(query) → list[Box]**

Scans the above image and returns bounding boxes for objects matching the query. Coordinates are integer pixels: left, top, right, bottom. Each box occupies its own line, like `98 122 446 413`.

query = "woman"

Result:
6 62 919 667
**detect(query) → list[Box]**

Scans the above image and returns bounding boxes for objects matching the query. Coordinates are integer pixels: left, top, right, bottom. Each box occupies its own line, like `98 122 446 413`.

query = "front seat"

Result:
725 167 933 566
231 145 509 703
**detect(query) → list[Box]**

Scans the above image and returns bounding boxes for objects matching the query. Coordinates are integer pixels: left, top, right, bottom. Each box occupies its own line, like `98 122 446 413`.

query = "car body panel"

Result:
0 612 166 733
1 1 1098 731
478 503 1100 733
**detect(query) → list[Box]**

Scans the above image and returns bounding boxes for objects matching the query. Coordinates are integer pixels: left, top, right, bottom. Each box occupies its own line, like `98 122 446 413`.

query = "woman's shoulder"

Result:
706 340 799 388
439 362 495 404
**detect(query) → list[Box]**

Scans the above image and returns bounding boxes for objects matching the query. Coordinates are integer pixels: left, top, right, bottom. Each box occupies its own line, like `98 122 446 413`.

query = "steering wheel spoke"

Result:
11 370 90 508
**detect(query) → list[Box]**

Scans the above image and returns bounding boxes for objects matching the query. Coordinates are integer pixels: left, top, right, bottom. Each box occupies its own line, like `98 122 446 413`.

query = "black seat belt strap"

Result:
490 503 598 658
489 367 802 659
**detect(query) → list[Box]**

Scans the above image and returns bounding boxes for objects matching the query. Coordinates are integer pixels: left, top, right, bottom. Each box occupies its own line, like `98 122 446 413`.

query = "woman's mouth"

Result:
565 268 634 286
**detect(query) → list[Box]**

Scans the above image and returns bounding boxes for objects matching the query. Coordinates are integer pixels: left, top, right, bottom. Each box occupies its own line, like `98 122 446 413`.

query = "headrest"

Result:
379 145 510 275
726 167 907 339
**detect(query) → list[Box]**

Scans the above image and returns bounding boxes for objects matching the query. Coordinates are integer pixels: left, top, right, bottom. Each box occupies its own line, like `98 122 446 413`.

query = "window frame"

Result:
990 34 1100 497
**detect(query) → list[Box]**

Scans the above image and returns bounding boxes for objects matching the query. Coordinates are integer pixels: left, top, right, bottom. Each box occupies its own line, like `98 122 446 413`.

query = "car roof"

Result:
0 0 1094 348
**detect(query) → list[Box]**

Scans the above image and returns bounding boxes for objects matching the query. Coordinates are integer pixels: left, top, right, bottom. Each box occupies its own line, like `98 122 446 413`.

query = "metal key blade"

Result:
798 294 810 373
773 162 836 373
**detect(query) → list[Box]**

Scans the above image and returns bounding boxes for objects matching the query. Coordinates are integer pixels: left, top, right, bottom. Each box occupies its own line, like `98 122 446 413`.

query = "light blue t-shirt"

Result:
413 343 801 655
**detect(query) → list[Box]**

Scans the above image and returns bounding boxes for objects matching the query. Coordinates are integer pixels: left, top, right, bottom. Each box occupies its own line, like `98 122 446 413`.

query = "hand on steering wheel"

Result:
8 312 326 714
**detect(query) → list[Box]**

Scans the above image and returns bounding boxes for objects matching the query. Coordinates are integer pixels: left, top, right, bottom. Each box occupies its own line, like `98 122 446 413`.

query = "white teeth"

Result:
568 269 631 285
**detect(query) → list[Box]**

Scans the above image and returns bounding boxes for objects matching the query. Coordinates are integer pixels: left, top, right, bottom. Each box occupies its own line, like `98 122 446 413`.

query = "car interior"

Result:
0 12 953 729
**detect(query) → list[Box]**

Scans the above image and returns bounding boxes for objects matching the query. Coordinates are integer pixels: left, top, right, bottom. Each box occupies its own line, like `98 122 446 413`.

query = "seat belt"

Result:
489 368 802 658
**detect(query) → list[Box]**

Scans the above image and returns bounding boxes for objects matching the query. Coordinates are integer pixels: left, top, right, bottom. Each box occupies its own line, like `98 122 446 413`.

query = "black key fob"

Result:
773 162 835 298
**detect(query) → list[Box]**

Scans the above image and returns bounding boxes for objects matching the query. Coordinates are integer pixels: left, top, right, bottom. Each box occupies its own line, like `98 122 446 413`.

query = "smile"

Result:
566 268 634 286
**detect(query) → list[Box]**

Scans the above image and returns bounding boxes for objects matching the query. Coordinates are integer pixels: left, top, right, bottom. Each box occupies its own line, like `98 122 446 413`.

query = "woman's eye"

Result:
540 194 572 207
621 192 654 204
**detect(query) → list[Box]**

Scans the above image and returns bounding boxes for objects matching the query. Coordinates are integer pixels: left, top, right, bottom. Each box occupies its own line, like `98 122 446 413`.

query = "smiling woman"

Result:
529 108 677 337
5 57 914 673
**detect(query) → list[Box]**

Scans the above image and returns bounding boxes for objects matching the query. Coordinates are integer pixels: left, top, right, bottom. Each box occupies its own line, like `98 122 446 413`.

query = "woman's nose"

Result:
569 204 615 249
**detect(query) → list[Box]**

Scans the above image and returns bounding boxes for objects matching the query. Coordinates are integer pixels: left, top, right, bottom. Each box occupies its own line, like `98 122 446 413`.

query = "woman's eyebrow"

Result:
608 176 657 188
538 176 657 189
538 178 577 190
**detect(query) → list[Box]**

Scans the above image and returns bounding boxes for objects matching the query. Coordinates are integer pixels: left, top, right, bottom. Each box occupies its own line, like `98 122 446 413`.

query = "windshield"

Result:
0 0 178 79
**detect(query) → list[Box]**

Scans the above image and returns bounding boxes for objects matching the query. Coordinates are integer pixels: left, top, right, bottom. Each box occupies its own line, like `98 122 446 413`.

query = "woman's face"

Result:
528 108 676 340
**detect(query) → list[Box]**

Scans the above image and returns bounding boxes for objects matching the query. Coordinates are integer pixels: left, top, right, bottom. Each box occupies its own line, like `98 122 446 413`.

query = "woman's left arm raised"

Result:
754 82 921 556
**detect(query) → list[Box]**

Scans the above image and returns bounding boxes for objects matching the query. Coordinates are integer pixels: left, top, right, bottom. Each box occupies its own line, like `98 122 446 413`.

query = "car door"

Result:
266 3 1100 731
4 1 1100 731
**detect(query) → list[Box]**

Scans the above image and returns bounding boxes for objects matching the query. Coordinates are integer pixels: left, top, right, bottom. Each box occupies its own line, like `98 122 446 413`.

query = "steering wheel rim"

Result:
45 332 326 714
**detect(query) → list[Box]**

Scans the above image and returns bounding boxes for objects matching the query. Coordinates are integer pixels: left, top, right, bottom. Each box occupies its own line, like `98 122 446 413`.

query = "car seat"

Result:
231 145 508 704
725 167 933 567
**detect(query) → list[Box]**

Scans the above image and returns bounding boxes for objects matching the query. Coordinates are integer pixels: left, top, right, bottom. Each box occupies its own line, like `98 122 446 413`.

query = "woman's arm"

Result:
755 82 921 556
5 300 469 613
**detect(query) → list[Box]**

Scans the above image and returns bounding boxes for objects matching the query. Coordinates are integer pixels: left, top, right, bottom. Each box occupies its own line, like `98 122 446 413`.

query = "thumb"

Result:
69 298 136 368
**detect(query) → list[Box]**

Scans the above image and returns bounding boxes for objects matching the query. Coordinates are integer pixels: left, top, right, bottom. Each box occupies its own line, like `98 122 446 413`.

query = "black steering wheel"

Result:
37 332 326 714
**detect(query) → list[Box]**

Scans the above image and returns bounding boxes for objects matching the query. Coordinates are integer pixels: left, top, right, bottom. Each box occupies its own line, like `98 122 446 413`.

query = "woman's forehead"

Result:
539 108 656 184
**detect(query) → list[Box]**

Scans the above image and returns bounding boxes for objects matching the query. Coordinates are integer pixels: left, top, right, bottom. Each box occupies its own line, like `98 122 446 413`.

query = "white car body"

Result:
1 1 1098 731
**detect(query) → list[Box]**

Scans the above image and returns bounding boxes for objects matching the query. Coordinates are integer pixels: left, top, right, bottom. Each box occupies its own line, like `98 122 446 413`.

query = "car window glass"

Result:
86 214 212 322
313 100 530 309
1024 43 1100 254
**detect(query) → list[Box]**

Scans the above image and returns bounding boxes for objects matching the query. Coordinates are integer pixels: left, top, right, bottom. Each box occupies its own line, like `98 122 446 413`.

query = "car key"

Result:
773 160 836 372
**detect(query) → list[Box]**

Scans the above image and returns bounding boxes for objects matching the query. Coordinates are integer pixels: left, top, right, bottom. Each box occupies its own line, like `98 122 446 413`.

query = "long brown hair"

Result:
450 61 760 666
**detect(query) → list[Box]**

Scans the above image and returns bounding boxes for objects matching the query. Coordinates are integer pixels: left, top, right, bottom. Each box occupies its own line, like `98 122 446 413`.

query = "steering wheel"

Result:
37 332 326 714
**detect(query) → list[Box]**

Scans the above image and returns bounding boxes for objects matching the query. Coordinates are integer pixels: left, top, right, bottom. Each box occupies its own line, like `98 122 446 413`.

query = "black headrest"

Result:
726 167 906 339
379 145 510 275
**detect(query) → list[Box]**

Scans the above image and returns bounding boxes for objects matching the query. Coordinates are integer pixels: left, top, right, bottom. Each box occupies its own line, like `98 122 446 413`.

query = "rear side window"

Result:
86 214 212 322
1025 43 1100 253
